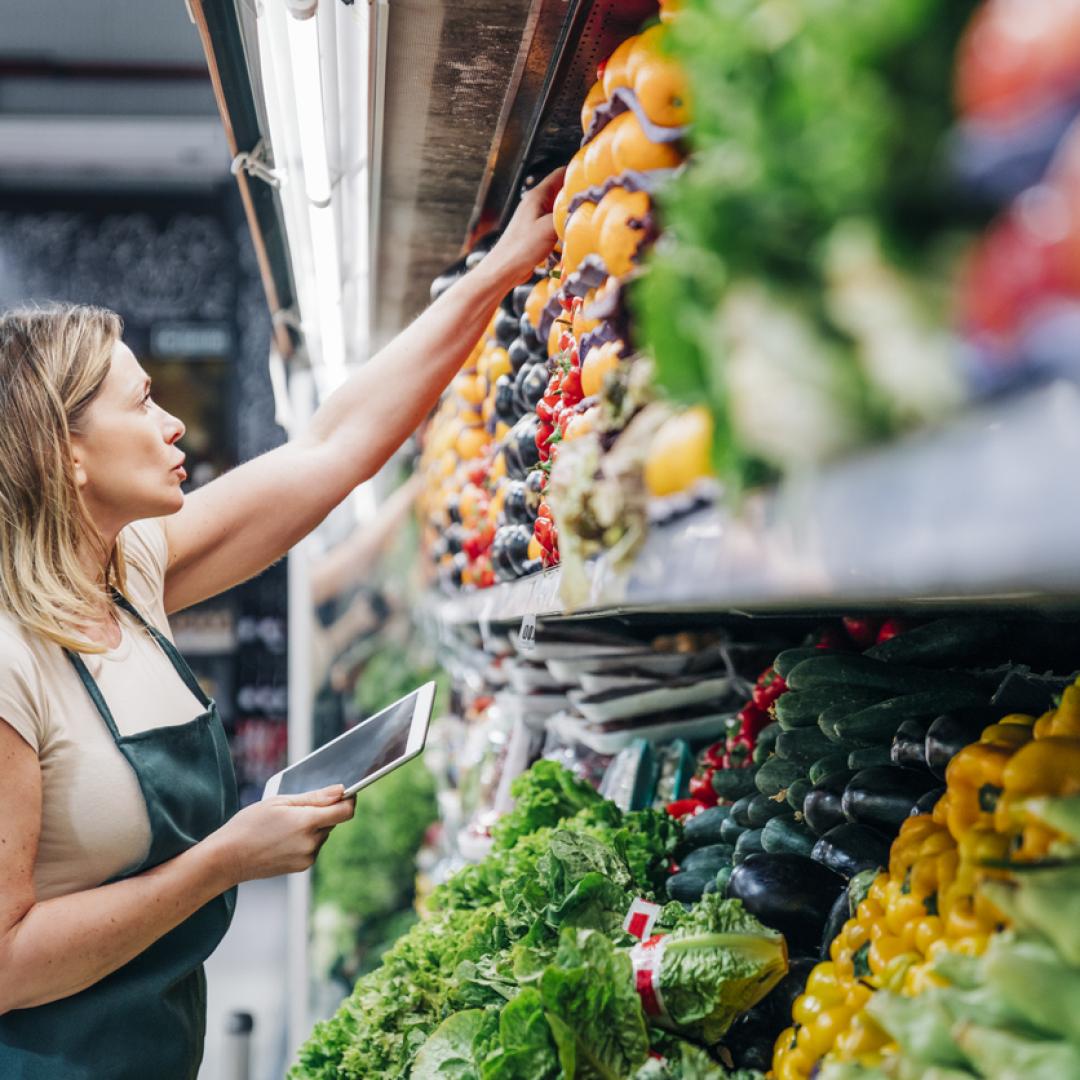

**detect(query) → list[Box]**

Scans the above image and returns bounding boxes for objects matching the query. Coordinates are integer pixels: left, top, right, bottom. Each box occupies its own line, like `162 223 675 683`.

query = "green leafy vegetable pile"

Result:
634 0 981 487
290 761 785 1079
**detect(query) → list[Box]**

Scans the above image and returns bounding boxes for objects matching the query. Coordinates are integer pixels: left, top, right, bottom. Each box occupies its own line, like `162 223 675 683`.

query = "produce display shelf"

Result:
435 380 1080 626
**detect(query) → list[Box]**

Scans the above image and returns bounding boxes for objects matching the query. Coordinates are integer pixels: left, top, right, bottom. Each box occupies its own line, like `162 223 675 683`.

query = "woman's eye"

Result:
141 393 153 409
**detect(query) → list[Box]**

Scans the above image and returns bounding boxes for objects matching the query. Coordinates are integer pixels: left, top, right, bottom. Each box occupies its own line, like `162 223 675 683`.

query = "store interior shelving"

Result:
434 379 1080 627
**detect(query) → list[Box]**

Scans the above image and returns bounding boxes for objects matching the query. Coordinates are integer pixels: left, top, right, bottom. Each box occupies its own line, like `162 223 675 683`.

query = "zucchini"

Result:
712 766 759 801
666 869 712 903
755 756 805 797
747 793 789 828
812 823 892 878
720 816 748 845
820 888 851 957
864 617 1009 668
730 793 756 828
786 777 813 812
891 718 930 769
786 654 983 695
776 687 884 730
681 843 735 875
734 828 765 864
761 814 816 858
803 770 856 837
848 746 893 770
924 707 999 779
841 766 942 833
809 753 851 785
776 726 837 766
683 805 732 845
833 688 985 748
773 647 831 679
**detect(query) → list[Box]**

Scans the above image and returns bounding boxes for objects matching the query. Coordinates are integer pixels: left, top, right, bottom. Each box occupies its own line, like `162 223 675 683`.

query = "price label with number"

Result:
517 612 537 653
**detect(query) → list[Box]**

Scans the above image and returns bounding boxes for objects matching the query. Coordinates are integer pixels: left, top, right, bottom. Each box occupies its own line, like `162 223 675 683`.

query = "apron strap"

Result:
63 650 124 742
110 590 213 710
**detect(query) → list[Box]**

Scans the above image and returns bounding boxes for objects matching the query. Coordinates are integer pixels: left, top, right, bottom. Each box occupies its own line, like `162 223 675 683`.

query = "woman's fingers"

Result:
525 167 566 214
277 784 346 807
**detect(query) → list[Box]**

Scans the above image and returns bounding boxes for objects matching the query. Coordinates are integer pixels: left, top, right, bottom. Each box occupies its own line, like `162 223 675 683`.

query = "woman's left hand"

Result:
485 167 566 285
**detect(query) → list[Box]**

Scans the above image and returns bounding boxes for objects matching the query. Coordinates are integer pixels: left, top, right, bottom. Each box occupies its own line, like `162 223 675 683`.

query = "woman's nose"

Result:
164 411 186 444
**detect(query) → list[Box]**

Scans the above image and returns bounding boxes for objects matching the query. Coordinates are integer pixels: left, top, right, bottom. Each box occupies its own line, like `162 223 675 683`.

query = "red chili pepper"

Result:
536 421 555 451
842 616 881 649
705 741 726 769
665 798 707 820
726 732 754 764
561 367 584 406
536 397 554 424
737 704 769 738
688 772 719 806
816 626 850 651
596 57 608 81
558 331 574 353
876 617 912 644
534 516 555 552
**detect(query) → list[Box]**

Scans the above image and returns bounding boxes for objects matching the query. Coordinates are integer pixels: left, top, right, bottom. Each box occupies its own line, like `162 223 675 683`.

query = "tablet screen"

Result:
276 689 422 796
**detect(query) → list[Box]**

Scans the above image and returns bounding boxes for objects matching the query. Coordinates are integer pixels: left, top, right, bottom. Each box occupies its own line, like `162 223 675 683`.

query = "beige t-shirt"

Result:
0 519 206 901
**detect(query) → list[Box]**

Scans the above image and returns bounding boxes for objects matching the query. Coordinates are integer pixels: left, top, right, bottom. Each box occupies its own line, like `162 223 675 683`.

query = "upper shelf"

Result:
435 380 1080 626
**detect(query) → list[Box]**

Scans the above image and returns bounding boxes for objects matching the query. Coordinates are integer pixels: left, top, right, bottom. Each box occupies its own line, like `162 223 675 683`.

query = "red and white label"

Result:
623 898 662 941
630 934 670 1024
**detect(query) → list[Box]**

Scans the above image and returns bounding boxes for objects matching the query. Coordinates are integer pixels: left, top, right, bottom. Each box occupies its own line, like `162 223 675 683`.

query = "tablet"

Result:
262 681 436 799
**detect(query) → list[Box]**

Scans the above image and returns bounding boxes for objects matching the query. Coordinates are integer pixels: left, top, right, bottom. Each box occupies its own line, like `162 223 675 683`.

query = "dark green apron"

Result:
0 592 239 1079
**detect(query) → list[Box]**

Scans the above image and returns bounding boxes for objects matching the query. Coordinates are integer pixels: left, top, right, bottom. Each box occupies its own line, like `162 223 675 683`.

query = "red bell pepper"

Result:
688 770 719 806
666 798 707 820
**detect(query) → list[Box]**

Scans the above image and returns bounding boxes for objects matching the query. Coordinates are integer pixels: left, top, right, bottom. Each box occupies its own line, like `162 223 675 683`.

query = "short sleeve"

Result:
0 626 45 753
120 518 169 613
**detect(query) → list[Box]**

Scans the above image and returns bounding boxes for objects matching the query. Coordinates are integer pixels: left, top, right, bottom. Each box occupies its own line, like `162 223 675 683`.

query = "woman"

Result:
0 169 562 1079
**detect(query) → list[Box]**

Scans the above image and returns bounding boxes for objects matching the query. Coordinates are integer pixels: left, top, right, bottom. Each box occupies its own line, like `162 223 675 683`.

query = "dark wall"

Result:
0 184 288 801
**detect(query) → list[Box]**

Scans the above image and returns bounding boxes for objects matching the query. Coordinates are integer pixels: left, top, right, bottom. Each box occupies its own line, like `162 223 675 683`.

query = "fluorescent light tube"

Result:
286 9 333 207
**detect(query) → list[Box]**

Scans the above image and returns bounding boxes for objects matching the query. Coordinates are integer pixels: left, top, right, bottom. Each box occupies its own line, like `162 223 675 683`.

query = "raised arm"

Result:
163 170 563 614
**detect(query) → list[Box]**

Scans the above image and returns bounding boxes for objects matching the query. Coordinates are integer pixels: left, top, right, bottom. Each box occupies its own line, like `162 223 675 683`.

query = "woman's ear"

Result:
71 444 88 489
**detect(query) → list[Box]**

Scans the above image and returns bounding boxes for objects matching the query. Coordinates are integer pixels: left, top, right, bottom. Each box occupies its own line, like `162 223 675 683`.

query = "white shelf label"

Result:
517 612 537 653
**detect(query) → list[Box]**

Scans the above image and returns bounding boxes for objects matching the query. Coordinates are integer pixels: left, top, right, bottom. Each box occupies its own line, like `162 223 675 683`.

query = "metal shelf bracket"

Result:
231 136 281 188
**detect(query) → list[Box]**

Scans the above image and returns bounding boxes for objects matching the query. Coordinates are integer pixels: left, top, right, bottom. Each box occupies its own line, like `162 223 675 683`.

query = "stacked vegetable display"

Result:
420 5 698 593
655 617 1080 1070
290 761 788 1079
772 674 1080 1078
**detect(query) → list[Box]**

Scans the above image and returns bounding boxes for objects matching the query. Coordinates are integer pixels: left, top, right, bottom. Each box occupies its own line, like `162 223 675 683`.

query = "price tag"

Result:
623 898 662 941
517 612 537 653
478 596 497 654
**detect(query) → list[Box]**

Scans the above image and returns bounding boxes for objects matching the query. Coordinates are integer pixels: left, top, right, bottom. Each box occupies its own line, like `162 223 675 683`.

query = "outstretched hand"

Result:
487 167 566 285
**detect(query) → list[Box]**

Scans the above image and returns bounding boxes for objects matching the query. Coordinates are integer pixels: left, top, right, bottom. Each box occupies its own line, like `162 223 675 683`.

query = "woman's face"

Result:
71 340 188 534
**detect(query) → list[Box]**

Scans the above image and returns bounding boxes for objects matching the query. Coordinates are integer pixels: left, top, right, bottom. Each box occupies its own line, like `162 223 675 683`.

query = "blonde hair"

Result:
0 303 130 652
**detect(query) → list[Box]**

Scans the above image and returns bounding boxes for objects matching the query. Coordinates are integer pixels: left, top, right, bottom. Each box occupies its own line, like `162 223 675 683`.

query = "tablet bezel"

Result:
262 680 436 800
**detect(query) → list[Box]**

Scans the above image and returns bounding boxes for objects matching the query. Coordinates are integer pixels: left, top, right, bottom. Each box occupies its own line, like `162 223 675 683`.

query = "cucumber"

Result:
786 777 813 812
730 794 756 828
734 828 765 865
786 654 983 695
833 688 985 747
714 865 733 896
755 756 805 797
747 793 789 828
818 705 847 743
776 687 884 730
681 843 735 875
809 753 851 785
703 877 718 895
712 766 759 801
666 869 712 903
773 647 830 679
683 805 732 845
776 726 837 766
848 746 893 770
720 816 748 845
865 617 1009 668
761 814 816 858
753 722 781 765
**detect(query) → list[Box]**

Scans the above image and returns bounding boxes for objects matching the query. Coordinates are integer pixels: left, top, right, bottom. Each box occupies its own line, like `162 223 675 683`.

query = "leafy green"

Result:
411 1009 499 1079
492 760 605 852
539 929 652 1079
652 893 788 1043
